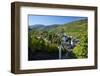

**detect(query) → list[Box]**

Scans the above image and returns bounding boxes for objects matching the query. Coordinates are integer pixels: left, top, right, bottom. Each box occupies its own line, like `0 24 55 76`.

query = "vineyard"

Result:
28 19 88 60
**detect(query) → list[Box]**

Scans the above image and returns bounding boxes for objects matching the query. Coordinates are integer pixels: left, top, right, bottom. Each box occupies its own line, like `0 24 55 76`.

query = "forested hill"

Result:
54 18 88 38
29 19 87 31
28 18 88 60
60 18 87 32
29 18 87 38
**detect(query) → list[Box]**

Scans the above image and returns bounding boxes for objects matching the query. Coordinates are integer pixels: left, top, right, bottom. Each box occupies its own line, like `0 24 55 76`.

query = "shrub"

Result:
73 33 88 58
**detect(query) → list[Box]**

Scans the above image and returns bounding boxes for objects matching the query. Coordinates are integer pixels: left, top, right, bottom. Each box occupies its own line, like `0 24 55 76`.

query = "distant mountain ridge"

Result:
28 19 87 32
29 24 61 31
29 24 45 31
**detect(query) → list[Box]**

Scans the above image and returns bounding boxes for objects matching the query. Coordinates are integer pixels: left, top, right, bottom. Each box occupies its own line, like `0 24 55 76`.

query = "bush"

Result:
73 33 88 58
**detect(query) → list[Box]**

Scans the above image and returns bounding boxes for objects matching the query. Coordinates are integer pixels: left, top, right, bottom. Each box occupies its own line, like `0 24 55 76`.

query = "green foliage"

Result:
73 33 88 58
28 19 88 59
47 43 58 54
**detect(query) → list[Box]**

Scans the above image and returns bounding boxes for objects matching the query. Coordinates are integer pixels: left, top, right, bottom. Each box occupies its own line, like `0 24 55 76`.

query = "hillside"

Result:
55 19 88 38
28 18 88 60
29 19 87 31
29 19 88 38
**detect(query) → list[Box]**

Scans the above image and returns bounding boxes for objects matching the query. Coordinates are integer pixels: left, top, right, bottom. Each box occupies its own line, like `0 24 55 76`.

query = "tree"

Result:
73 33 88 58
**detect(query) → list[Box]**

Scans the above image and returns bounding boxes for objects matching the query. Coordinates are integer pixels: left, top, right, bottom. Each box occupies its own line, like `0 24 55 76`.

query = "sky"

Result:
28 15 87 26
